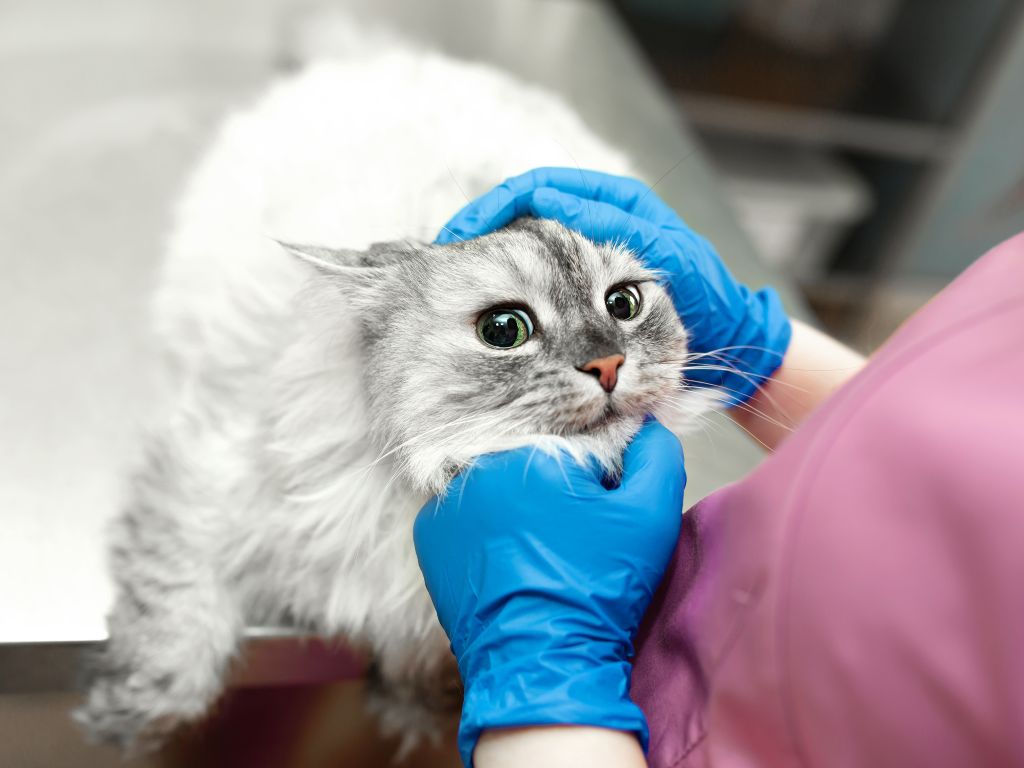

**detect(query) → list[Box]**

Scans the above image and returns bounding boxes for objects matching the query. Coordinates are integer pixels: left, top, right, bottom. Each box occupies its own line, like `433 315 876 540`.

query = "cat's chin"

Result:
563 413 645 475
408 413 645 498
576 409 619 434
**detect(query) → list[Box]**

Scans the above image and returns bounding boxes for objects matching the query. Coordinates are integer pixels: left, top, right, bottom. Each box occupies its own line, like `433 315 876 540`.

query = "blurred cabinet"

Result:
614 0 1024 340
895 14 1024 279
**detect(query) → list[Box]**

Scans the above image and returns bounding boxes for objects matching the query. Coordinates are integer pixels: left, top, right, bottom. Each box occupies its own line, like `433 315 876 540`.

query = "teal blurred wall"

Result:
898 18 1024 278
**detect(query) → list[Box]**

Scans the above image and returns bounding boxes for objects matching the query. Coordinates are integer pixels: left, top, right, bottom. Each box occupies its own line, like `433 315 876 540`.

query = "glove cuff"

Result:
457 654 647 767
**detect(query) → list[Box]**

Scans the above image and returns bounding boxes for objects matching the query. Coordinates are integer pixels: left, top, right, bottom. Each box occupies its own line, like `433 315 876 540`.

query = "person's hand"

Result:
438 167 792 405
413 419 686 767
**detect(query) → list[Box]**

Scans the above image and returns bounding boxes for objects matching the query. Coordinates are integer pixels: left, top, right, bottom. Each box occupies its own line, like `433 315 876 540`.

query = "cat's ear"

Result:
276 241 371 274
275 240 395 300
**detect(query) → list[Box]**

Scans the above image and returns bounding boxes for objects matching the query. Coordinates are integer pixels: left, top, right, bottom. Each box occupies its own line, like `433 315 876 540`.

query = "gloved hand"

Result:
413 419 686 767
438 167 792 405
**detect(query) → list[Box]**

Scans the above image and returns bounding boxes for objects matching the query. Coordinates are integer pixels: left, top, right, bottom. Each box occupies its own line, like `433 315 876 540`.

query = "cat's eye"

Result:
606 284 641 321
477 308 534 349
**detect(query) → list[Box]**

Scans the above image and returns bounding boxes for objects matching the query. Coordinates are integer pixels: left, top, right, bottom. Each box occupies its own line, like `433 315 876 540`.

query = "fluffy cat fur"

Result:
75 28 715 752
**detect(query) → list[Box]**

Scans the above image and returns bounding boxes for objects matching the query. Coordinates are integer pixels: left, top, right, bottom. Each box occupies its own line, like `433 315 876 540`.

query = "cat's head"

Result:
283 218 699 494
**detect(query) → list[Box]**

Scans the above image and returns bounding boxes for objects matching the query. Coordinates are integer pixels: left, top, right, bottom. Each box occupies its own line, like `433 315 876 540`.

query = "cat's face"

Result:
285 218 693 494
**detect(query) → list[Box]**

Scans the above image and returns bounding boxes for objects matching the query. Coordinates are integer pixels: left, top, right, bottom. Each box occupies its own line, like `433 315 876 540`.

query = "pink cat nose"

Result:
577 354 625 393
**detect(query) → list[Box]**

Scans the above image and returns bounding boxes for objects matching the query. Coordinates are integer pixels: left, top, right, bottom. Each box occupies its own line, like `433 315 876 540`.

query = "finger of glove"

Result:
545 168 689 227
529 188 666 266
418 447 604 542
436 168 620 243
618 419 686 508
521 167 683 227
437 167 666 243
436 182 534 243
413 489 459 560
525 167 648 206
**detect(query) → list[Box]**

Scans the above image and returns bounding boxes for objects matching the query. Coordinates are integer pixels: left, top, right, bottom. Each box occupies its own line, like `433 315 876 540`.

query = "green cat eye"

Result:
477 308 534 349
606 284 641 321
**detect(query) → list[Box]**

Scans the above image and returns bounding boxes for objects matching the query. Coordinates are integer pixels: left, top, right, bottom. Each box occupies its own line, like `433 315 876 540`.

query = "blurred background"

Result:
2 0 1022 766
616 0 1024 346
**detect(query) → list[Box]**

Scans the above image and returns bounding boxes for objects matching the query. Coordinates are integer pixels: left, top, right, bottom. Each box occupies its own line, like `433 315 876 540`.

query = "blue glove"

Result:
413 419 686 767
438 167 792 405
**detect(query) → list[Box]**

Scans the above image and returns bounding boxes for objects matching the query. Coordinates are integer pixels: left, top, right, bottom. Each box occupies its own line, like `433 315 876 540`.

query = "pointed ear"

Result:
276 240 369 274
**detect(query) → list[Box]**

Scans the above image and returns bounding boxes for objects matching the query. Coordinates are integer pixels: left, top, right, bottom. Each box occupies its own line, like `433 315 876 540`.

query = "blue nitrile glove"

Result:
437 167 792 405
413 419 686 767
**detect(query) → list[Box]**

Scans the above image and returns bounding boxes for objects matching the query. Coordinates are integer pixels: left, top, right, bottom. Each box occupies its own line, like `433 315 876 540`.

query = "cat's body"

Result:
77 33 711 751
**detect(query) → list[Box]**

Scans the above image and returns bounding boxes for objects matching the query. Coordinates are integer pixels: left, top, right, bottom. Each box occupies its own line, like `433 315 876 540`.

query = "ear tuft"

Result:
275 240 365 274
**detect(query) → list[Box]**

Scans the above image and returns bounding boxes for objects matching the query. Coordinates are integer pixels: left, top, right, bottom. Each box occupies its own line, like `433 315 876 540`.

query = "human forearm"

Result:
475 727 647 768
730 318 866 450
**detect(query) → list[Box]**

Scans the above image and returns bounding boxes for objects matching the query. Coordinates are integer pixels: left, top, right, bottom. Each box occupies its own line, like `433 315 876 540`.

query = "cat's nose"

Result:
577 354 625 393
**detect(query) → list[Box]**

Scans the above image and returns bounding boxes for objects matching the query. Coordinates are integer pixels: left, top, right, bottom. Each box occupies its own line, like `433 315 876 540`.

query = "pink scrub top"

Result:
631 232 1024 768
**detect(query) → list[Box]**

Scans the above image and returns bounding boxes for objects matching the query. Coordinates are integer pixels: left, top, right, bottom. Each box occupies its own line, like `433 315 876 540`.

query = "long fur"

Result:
75 28 715 752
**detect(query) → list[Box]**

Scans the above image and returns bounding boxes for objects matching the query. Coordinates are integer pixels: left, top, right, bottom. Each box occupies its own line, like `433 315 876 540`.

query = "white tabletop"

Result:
0 0 793 677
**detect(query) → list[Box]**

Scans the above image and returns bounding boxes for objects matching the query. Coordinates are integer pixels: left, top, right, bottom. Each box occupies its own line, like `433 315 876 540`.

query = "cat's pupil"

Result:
480 312 524 348
606 287 639 320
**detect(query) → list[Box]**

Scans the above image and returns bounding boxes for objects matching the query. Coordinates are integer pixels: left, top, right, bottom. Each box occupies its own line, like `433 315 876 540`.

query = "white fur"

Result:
77 35 680 750
157 44 636 645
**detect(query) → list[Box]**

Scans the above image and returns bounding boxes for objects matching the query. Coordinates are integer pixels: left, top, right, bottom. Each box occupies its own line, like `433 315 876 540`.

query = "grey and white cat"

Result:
76 26 713 752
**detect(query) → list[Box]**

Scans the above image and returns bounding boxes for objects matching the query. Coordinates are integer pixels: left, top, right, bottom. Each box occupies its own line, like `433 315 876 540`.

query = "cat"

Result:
75 22 714 753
